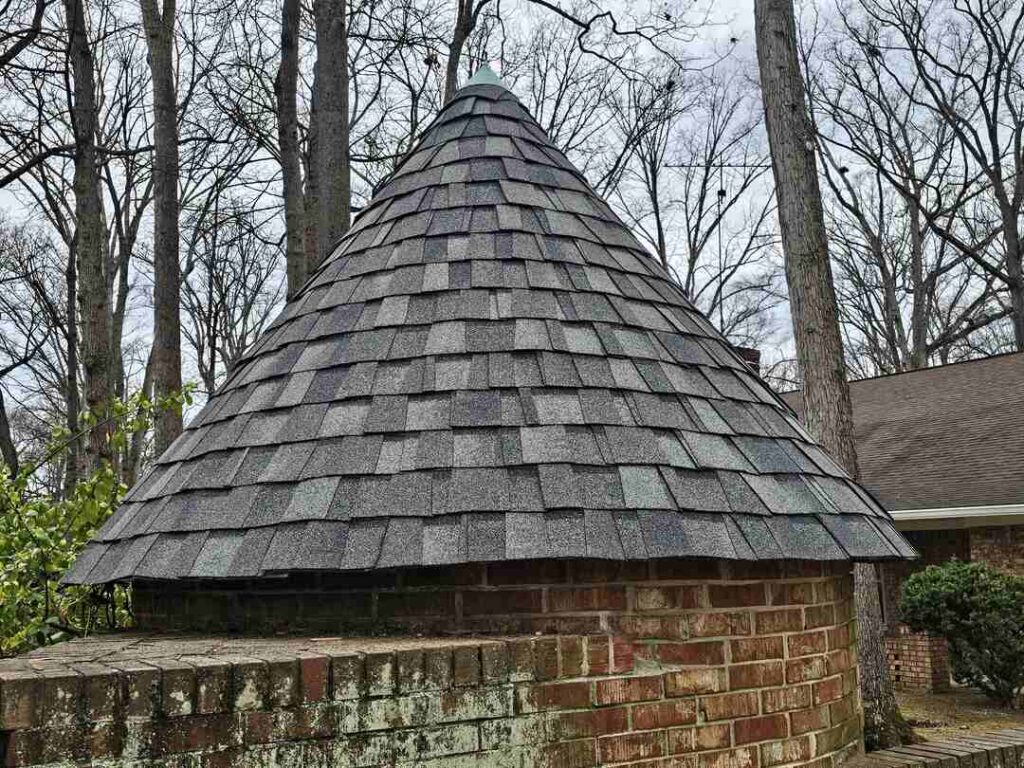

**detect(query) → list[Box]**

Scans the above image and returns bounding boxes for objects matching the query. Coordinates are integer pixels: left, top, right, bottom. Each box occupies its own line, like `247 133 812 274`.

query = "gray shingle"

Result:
66 71 911 585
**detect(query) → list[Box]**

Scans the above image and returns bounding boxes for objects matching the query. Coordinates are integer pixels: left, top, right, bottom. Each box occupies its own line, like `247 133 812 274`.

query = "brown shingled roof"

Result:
781 351 1024 511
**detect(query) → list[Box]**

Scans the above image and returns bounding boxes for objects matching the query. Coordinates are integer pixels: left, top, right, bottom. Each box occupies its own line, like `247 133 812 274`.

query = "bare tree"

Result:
755 0 909 749
65 0 114 469
275 0 305 297
848 0 1024 351
308 0 351 268
0 0 49 70
140 0 184 453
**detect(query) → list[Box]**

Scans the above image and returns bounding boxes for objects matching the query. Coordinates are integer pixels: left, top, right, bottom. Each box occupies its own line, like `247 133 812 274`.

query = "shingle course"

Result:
66 76 912 584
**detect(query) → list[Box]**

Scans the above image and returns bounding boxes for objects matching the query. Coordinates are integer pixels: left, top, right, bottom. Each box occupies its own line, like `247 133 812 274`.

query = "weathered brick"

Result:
760 736 812 767
518 680 592 712
599 731 666 763
560 636 586 678
731 637 785 663
595 675 662 705
787 631 828 658
709 584 766 608
734 715 788 745
755 609 804 634
632 700 697 730
688 612 752 638
635 586 702 611
0 670 39 729
791 706 830 735
548 707 629 740
481 642 510 684
701 692 759 721
762 685 811 714
463 589 543 615
699 746 758 768
452 646 481 687
812 676 844 705
331 653 364 700
729 661 784 691
665 668 727 696
548 586 627 612
657 641 726 666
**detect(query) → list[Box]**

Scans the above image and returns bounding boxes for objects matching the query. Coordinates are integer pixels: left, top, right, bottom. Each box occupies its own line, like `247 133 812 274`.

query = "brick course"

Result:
2 560 862 767
885 626 950 693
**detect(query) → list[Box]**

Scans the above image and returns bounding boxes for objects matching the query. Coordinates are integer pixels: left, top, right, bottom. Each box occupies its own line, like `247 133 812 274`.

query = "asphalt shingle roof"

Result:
65 72 914 585
782 351 1024 511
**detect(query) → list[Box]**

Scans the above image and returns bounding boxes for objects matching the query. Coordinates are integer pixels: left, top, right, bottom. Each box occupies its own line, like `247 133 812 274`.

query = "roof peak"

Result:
463 64 509 91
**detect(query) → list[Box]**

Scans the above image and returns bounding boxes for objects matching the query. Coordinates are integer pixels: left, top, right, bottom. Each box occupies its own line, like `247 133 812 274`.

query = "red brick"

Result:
695 723 733 751
687 612 751 638
701 692 759 721
768 582 816 606
587 636 611 675
730 637 784 663
709 584 766 608
599 731 665 763
453 646 481 686
462 589 542 615
534 637 560 680
377 590 457 617
548 586 627 612
729 662 784 690
633 700 697 730
657 641 726 666
611 637 635 673
761 685 811 714
664 668 726 696
754 609 803 634
812 676 844 705
595 675 662 704
791 706 830 735
734 715 788 745
760 736 811 766
524 680 592 711
535 738 598 768
560 637 585 677
698 746 758 768
667 726 696 754
635 586 703 611
785 657 827 684
786 630 827 658
549 707 629 739
804 605 835 629
298 654 330 702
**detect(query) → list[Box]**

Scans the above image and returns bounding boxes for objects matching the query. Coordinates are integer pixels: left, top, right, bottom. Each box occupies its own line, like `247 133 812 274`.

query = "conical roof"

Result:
65 75 914 585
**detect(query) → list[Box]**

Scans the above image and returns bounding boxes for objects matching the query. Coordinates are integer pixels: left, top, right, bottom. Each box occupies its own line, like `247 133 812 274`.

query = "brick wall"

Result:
884 626 950 692
969 525 1024 574
2 560 862 768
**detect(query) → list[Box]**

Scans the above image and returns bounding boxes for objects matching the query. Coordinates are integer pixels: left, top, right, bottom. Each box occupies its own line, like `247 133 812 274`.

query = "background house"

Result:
782 351 1024 690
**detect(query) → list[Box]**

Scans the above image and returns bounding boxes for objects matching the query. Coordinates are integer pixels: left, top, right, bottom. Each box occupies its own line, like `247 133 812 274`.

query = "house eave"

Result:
891 503 1024 531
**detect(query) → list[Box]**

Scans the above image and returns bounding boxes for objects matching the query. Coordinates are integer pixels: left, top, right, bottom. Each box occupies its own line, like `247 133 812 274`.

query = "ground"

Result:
899 687 1024 741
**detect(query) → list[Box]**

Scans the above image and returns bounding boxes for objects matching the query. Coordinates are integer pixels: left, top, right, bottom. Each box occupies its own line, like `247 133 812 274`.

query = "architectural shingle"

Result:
65 70 914 584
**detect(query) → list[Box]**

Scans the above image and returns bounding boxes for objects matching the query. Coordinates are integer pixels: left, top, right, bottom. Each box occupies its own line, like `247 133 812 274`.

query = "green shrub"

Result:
0 387 190 656
900 560 1024 707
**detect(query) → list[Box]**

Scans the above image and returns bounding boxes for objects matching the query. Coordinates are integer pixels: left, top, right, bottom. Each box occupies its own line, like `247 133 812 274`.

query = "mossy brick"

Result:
480 714 546 748
438 685 511 722
38 668 83 727
532 637 560 680
559 637 585 678
397 649 426 692
159 712 242 754
346 731 395 767
422 646 454 690
507 638 536 682
516 680 592 713
230 658 268 711
453 646 481 687
298 653 330 702
274 703 335 741
0 669 40 729
70 662 122 721
182 657 232 714
365 652 396 697
547 707 628 740
480 642 509 684
331 653 365 700
109 659 161 719
394 722 479 761
149 659 196 717
266 657 299 708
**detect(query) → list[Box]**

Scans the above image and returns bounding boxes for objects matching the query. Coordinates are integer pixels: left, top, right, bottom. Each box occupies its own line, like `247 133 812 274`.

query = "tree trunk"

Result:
907 195 928 369
755 0 911 750
65 0 114 471
0 387 17 477
276 0 306 299
309 0 350 271
64 240 82 495
124 352 153 488
444 0 474 104
303 75 320 267
140 0 183 454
